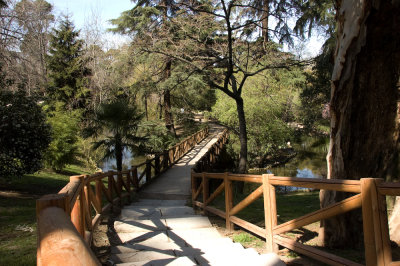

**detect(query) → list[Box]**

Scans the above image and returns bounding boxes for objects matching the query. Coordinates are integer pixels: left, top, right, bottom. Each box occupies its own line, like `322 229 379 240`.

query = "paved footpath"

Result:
110 125 285 266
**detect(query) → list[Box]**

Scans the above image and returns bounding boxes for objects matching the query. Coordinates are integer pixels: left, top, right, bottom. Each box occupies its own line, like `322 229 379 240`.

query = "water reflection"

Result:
100 148 148 172
270 135 329 179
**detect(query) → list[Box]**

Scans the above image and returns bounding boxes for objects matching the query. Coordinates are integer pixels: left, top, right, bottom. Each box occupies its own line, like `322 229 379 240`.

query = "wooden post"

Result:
95 180 102 214
70 175 86 238
117 172 123 205
132 167 139 189
361 178 392 266
107 172 115 211
224 172 233 231
36 193 70 266
202 173 209 215
169 149 174 165
83 182 93 232
146 160 152 184
155 155 160 175
263 174 276 252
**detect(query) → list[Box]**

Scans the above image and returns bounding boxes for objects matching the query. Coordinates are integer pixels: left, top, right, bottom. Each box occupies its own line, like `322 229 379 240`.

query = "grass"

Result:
0 164 92 266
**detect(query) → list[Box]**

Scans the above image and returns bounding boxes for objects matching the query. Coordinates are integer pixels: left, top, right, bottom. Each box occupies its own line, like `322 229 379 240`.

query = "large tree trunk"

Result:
236 96 248 174
319 0 400 248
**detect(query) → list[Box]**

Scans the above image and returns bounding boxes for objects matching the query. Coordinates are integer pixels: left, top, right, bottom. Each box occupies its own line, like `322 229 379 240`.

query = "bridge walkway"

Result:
109 124 284 266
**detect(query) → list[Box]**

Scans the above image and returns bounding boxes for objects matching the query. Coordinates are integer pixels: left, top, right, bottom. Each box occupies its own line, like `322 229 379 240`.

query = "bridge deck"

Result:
110 124 284 265
139 124 226 200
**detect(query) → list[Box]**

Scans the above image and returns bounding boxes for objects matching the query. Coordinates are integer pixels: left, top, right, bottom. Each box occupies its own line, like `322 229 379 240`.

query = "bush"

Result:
44 103 81 171
0 91 51 178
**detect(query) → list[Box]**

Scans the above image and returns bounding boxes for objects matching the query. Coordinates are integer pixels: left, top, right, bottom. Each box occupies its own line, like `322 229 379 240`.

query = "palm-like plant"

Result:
84 99 144 171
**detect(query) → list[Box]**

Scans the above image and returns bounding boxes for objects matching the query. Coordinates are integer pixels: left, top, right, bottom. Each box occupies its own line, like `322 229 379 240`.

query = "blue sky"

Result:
51 0 133 30
50 0 324 56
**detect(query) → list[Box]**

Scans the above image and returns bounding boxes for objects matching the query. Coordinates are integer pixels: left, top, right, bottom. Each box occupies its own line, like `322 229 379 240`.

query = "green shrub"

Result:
0 91 51 178
44 103 81 171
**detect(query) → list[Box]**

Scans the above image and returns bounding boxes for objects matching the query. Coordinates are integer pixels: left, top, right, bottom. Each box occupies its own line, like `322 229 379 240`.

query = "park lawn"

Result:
0 165 92 266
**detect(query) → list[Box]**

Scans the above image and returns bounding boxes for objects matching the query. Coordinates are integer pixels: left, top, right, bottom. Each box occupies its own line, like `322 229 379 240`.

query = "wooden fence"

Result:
36 127 209 266
191 172 400 266
192 128 229 173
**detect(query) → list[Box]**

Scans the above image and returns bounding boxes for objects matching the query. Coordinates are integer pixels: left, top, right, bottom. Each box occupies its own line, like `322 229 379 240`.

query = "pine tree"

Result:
46 16 90 109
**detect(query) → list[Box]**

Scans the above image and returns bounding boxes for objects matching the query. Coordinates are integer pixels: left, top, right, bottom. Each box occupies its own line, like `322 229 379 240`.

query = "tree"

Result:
46 16 91 110
83 98 144 172
0 89 51 178
211 66 304 167
111 0 179 135
132 1 303 173
0 0 54 94
15 0 54 95
319 0 400 248
44 102 81 171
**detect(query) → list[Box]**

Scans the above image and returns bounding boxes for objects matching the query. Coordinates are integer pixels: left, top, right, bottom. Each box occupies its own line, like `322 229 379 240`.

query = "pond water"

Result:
269 135 329 179
100 148 147 172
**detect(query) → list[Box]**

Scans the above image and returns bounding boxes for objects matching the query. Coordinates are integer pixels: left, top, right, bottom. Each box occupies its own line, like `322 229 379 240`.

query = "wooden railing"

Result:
191 172 400 266
36 127 209 266
193 128 229 173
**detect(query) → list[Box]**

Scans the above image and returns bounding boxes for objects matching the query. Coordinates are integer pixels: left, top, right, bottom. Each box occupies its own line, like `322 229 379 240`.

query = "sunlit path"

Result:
109 124 284 266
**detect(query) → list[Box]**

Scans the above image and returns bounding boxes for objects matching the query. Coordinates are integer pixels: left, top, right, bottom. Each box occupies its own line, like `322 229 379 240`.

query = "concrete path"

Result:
111 125 285 265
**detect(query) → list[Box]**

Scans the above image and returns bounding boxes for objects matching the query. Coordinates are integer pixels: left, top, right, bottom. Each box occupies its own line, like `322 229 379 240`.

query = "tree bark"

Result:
319 0 400 248
236 96 248 174
261 0 270 46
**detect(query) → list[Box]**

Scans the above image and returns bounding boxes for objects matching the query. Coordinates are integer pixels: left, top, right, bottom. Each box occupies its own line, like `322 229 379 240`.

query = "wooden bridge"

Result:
36 125 400 266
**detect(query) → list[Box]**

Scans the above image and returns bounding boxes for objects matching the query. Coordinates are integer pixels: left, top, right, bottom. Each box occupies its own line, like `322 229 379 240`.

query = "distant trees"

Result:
0 0 54 94
15 0 54 94
46 16 91 110
111 0 180 135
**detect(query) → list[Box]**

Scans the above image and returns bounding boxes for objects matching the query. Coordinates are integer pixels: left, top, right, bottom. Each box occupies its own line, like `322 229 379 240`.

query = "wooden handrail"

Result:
36 127 209 265
191 172 399 266
190 129 399 266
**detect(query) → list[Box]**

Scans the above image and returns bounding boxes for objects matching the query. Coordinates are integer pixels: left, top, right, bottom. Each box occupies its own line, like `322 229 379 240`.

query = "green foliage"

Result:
46 16 91 109
293 0 336 39
83 98 144 171
211 67 306 167
138 120 176 153
44 102 81 171
0 90 51 178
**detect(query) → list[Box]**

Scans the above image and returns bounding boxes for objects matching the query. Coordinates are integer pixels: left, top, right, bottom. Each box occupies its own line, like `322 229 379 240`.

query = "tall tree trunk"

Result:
319 0 400 248
163 60 176 135
115 135 123 172
261 0 270 46
236 96 248 174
